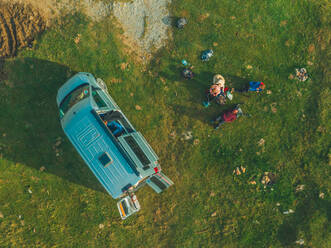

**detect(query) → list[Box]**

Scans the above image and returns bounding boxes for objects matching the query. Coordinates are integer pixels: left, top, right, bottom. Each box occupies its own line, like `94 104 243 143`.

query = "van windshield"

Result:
60 84 90 115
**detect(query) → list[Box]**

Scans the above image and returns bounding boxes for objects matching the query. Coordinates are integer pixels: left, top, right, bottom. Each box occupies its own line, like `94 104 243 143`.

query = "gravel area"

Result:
112 0 172 54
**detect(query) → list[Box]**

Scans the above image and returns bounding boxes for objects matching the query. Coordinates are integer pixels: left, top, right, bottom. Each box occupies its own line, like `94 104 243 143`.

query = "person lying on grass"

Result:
235 81 265 92
212 105 247 129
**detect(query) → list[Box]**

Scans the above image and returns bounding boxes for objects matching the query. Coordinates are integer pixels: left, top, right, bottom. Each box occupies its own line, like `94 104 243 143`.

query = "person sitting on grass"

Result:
236 81 265 93
203 74 234 107
212 105 245 129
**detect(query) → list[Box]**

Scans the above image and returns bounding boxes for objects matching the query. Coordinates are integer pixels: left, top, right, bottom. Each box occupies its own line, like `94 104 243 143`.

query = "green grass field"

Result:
0 0 330 247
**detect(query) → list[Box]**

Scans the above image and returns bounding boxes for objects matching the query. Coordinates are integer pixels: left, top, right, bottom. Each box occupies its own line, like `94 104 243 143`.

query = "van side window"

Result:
92 87 107 108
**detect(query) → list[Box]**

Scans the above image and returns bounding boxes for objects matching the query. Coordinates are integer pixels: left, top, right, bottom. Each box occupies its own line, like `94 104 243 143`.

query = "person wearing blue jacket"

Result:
236 81 265 92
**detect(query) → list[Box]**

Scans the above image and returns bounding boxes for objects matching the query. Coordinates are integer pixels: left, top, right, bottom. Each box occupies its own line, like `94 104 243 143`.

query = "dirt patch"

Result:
0 2 45 58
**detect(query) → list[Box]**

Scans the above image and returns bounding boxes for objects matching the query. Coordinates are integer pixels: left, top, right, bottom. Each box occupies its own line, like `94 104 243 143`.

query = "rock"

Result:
266 90 272 95
198 13 210 22
307 61 313 66
55 140 61 147
319 192 325 199
276 202 280 206
280 20 287 26
99 224 104 229
155 208 161 217
258 138 265 146
135 105 142 110
295 184 305 192
0 211 3 218
40 166 46 172
210 192 215 197
283 209 294 214
271 107 277 113
28 189 32 194
261 172 276 186
182 131 193 140
308 44 315 53
211 211 217 217
120 62 129 71
74 34 81 44
130 92 134 97
261 175 270 185
169 131 176 139
295 239 304 245
160 77 166 84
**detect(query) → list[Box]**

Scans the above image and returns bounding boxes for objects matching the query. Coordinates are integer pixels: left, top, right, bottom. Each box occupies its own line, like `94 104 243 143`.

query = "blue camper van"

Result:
56 72 173 219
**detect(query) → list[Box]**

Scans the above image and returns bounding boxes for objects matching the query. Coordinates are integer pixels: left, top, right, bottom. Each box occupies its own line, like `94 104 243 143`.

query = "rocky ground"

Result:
0 0 172 58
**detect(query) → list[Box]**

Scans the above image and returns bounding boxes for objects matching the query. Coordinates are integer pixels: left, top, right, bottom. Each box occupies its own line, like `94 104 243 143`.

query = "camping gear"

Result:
182 68 194 79
177 18 187 28
201 49 213 61
216 94 227 105
181 59 188 66
295 68 308 82
227 91 233 100
203 93 216 107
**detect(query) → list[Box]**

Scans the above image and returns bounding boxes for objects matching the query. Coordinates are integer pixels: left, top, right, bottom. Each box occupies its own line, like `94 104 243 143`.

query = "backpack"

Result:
201 49 213 61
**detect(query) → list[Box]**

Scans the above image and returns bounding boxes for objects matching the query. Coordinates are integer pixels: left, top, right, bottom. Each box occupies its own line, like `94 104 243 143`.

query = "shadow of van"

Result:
0 57 105 193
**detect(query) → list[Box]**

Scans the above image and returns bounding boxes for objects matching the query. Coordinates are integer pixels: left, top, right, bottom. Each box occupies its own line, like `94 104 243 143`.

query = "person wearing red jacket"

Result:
213 105 244 129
